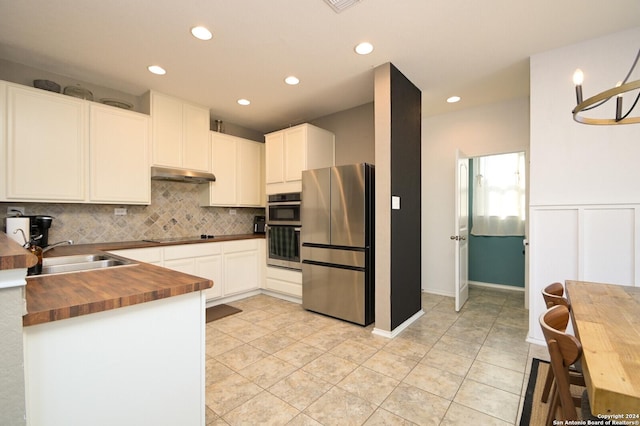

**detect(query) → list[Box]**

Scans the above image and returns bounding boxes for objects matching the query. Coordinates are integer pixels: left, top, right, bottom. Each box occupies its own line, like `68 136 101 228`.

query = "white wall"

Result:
422 98 530 296
528 27 640 344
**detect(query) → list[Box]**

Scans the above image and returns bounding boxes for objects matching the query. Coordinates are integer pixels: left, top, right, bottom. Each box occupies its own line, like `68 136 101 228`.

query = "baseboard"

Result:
421 288 454 297
260 289 302 304
469 281 525 292
372 309 424 339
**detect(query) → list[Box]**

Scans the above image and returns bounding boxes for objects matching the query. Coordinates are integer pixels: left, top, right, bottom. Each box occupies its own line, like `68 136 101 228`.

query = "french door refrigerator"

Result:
301 163 374 326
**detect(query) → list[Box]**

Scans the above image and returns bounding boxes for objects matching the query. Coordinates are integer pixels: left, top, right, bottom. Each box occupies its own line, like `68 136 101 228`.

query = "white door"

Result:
453 150 469 311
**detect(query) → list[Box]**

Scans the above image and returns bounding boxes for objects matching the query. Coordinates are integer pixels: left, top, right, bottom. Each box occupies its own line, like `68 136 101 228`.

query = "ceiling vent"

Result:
324 0 361 13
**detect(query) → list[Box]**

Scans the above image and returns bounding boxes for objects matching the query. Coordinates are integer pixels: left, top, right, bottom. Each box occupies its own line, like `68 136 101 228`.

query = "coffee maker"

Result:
28 215 54 247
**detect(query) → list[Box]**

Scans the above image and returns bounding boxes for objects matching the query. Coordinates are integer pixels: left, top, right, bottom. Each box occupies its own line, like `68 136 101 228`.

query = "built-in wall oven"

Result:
266 192 302 270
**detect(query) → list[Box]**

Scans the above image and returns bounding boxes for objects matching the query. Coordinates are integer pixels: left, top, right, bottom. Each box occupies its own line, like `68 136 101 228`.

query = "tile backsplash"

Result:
1 181 264 245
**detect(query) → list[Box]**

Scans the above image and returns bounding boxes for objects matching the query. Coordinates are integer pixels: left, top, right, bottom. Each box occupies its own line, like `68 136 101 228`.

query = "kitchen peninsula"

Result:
10 235 227 426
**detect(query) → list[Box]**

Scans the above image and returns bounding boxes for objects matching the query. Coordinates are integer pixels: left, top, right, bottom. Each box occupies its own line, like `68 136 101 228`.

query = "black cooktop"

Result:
143 235 215 244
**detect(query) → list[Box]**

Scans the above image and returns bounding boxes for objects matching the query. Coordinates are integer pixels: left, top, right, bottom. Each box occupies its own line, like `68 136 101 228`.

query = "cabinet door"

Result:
89 105 150 204
209 133 238 205
284 126 305 183
265 132 284 184
183 104 211 172
0 82 6 200
224 250 259 295
164 258 196 275
196 255 223 300
151 93 182 168
7 85 86 201
237 139 263 206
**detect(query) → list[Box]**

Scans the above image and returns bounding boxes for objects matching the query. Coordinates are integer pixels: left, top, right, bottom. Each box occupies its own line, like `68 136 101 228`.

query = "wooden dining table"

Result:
565 280 640 416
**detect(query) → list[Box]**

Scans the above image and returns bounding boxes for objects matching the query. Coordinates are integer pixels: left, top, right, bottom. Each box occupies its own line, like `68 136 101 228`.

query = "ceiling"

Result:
1 0 639 133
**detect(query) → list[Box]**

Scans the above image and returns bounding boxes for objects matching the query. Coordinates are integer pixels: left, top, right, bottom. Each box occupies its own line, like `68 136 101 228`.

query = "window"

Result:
471 152 525 236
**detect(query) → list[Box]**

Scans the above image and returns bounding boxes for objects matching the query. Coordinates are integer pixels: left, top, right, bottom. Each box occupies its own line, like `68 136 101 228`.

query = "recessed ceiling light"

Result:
285 76 300 85
191 26 212 41
148 65 166 75
355 42 374 55
237 99 251 106
447 96 461 103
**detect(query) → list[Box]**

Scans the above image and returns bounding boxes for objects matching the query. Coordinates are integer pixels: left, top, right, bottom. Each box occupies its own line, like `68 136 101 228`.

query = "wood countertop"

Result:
19 234 264 327
0 232 38 270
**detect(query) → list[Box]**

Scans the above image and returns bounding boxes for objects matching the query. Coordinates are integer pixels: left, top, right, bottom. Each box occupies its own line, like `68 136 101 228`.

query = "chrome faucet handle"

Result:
13 229 29 247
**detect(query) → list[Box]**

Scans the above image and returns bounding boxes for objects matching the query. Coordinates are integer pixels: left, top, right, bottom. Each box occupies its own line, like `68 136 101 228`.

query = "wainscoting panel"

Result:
528 205 640 343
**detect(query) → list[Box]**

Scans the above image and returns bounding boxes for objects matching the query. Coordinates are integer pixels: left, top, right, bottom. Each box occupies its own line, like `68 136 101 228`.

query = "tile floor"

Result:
205 286 546 425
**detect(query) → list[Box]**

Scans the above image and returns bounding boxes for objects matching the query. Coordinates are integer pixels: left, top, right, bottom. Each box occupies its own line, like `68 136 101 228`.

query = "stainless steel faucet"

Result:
42 240 74 253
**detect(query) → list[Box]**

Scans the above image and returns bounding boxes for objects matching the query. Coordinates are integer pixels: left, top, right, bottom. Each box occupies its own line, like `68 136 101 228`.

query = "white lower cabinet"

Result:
223 239 260 296
109 239 263 302
265 266 302 298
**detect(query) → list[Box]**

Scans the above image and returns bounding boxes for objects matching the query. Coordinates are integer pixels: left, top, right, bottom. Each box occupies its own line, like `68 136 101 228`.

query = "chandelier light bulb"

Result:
573 69 584 86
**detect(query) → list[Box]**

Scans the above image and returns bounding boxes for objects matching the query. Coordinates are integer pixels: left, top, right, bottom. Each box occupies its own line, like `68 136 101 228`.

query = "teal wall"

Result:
468 160 525 287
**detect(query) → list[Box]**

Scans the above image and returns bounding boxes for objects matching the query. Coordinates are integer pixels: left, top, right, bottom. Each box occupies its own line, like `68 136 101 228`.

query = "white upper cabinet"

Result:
200 132 264 207
1 81 151 204
264 123 335 195
6 83 87 201
89 104 150 204
144 91 210 172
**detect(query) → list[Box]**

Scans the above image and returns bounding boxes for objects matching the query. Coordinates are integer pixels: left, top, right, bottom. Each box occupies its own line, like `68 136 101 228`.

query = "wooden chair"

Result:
539 305 589 425
542 282 570 309
540 282 583 403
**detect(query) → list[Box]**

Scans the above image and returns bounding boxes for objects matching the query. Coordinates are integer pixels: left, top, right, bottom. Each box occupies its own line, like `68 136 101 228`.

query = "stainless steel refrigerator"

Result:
301 163 374 326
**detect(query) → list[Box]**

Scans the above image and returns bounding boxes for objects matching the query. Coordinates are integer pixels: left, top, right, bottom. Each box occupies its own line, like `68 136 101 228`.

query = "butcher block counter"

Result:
23 234 262 326
16 234 262 426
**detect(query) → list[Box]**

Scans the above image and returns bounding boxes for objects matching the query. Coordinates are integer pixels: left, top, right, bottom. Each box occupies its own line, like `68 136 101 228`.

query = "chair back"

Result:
543 282 570 309
540 305 583 421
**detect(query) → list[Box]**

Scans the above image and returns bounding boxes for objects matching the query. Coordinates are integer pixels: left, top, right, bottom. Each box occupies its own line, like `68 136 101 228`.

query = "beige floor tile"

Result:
268 369 332 411
444 322 491 345
476 345 530 373
362 350 418 381
205 332 244 357
237 355 297 388
380 383 450 425
402 363 464 400
248 331 296 354
382 335 431 361
421 347 474 376
363 408 416 425
484 324 530 355
495 307 529 330
329 339 379 364
272 340 324 368
302 353 358 385
467 360 525 395
441 402 512 426
396 327 442 347
235 308 272 323
301 329 349 351
214 343 267 371
208 316 253 334
304 386 377 426
205 357 235 385
430 334 482 359
287 413 324 425
337 366 400 406
205 372 262 416
277 321 322 340
453 379 520 423
222 391 299 425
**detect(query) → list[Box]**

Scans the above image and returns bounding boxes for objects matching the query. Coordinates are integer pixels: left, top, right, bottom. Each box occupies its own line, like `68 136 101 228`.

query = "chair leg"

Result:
541 366 554 402
546 383 559 426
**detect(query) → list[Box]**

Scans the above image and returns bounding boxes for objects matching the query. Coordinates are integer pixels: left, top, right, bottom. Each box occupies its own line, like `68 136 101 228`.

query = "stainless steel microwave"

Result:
266 192 301 226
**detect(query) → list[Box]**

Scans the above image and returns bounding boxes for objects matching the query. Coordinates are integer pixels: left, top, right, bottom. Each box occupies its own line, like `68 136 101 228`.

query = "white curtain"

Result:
471 152 526 236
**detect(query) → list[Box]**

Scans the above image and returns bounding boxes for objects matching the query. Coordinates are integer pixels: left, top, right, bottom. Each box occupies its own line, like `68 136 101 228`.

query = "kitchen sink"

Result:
40 253 135 275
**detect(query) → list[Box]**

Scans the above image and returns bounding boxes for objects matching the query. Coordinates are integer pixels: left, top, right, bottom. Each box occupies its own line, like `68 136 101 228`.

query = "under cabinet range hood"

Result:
150 166 216 184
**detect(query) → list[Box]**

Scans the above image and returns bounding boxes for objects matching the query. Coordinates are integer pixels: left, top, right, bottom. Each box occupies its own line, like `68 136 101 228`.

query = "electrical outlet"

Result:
114 208 127 216
7 206 26 216
229 209 237 215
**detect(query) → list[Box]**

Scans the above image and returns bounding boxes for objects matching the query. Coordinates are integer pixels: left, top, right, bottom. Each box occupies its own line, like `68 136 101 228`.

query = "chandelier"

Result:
572 48 640 125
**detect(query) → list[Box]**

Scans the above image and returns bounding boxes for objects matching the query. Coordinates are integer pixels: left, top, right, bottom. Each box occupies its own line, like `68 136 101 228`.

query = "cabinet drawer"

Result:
164 242 222 260
223 239 258 254
108 247 162 264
